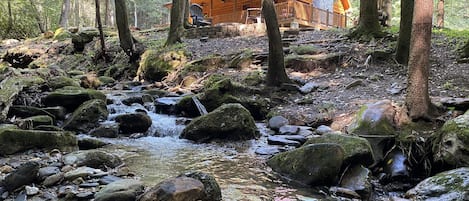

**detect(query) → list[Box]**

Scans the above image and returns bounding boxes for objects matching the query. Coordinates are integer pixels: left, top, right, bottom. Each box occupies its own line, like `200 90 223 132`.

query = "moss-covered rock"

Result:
23 115 54 128
71 28 100 51
290 45 324 55
136 50 186 82
228 50 252 69
0 128 78 155
53 27 72 41
62 99 109 133
48 76 80 90
347 100 397 136
63 150 123 169
180 103 259 142
42 86 106 112
98 76 116 86
7 105 55 120
433 110 469 167
304 133 373 166
115 112 152 135
406 167 469 200
267 143 344 186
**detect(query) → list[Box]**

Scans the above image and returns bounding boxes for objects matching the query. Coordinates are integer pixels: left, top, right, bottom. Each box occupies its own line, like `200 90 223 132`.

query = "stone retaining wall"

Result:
185 23 266 39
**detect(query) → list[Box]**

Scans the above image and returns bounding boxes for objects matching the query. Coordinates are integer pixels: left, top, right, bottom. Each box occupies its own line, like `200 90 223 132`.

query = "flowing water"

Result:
100 91 322 201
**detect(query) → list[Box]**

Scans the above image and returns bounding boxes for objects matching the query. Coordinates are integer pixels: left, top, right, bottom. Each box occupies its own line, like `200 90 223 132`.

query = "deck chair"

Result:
190 4 211 26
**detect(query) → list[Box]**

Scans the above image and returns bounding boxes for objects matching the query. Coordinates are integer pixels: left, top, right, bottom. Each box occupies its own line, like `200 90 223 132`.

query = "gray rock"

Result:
304 133 374 166
345 79 364 89
7 105 55 120
155 97 182 115
3 161 40 192
64 166 104 181
255 147 280 155
63 150 123 170
299 82 320 94
433 110 469 167
180 103 259 142
78 138 108 150
383 149 410 180
268 116 289 131
38 166 60 180
115 112 152 135
179 171 222 201
94 179 144 201
267 143 344 186
62 99 109 133
0 129 77 155
58 185 78 198
267 136 302 147
42 87 106 112
347 100 396 136
406 167 469 201
89 123 119 138
99 175 122 185
440 97 469 111
315 125 334 135
138 177 205 201
43 106 67 120
340 165 372 199
122 96 144 106
25 186 40 196
43 172 64 187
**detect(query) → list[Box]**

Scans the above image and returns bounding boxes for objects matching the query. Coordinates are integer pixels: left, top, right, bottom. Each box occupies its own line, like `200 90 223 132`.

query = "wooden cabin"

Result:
165 0 350 28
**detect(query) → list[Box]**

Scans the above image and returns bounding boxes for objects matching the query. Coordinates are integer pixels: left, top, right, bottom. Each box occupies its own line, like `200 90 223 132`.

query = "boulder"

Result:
267 136 302 147
136 50 185 82
138 177 205 201
63 150 123 170
47 76 80 90
178 171 222 201
0 129 77 155
53 27 72 41
78 138 108 150
267 143 344 186
71 28 100 52
62 99 109 132
406 167 469 200
304 133 373 166
7 105 55 120
42 86 106 112
89 123 119 138
433 110 469 167
180 103 259 142
115 112 152 135
64 166 104 181
23 115 54 128
43 106 67 120
94 179 144 201
2 161 40 192
268 116 289 131
347 100 396 136
339 165 372 199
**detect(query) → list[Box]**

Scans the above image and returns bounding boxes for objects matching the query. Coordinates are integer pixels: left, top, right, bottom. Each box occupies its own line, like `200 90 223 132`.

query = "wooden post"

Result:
326 9 330 27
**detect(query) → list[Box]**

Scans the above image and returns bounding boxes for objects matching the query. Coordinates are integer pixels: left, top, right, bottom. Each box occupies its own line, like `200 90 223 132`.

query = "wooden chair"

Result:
245 8 263 24
190 4 211 26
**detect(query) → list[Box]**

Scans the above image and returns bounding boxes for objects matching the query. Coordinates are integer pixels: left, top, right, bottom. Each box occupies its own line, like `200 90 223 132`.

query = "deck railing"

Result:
209 0 346 28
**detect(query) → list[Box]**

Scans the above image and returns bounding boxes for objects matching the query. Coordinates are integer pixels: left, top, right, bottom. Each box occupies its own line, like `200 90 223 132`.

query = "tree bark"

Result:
29 0 45 33
262 0 291 87
74 0 80 27
383 0 392 26
59 0 71 28
95 0 108 61
406 0 433 120
395 0 414 65
183 0 192 28
350 0 382 38
131 0 137 28
5 0 13 37
115 0 136 62
461 40 469 58
166 0 185 46
104 0 109 25
437 0 444 28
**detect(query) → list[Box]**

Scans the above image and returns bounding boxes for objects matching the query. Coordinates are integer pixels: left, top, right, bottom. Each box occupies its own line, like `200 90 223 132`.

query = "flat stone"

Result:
268 116 289 131
79 182 100 188
25 186 40 196
38 166 61 179
99 175 123 185
267 136 301 147
255 147 280 155
64 167 104 181
43 172 64 187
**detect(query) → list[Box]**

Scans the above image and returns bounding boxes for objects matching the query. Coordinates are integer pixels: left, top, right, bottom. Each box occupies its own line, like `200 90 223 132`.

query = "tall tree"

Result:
74 0 80 26
29 0 45 33
166 0 185 45
350 0 383 38
395 0 414 65
95 0 108 61
436 0 444 28
59 0 71 27
115 0 136 61
382 0 392 26
5 0 13 37
406 0 434 120
262 0 291 86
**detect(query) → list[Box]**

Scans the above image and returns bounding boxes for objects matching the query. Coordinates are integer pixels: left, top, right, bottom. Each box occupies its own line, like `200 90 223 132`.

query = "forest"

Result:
0 0 469 200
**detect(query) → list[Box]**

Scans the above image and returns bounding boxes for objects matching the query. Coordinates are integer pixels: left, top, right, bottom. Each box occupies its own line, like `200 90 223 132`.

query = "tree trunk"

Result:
74 0 80 27
104 0 109 25
406 0 434 120
115 0 136 62
95 0 108 61
461 39 469 58
132 0 137 28
183 0 192 28
395 0 414 65
262 0 291 87
350 0 383 39
59 0 71 28
437 0 444 28
5 0 13 37
166 0 185 46
29 0 45 33
383 0 392 26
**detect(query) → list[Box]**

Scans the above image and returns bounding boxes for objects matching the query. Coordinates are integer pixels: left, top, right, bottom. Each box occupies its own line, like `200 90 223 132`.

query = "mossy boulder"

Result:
433 110 469 167
115 112 152 135
42 86 106 112
228 50 252 69
0 128 78 155
347 100 397 136
53 27 72 41
71 28 100 51
48 76 80 90
62 99 109 133
22 115 54 128
98 76 116 86
136 50 186 82
406 167 469 200
304 133 374 166
138 177 204 201
180 103 259 142
267 143 344 186
7 105 55 120
178 171 222 201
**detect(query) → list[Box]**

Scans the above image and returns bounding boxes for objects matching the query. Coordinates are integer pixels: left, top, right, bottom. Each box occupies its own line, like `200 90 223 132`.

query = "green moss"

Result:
24 115 54 127
433 28 469 40
48 76 80 90
98 76 115 85
137 49 187 82
290 45 321 55
228 49 252 69
348 104 396 136
53 27 72 41
0 63 9 74
243 71 264 86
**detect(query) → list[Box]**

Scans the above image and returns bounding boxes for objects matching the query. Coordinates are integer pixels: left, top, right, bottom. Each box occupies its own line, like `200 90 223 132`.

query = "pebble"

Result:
79 182 100 188
25 186 40 196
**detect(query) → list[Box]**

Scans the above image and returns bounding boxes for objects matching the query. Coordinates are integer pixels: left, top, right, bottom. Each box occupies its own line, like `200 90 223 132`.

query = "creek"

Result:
98 91 322 201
